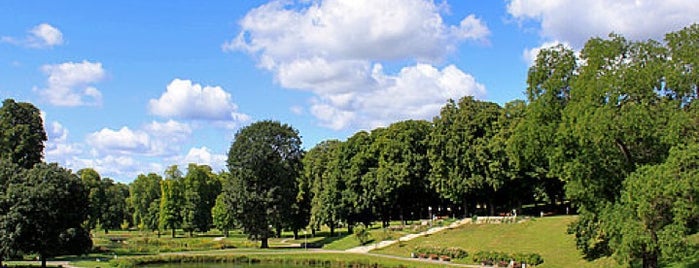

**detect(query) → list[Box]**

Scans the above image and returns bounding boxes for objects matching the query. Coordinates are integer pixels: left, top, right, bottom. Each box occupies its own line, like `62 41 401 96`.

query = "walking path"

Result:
345 218 472 253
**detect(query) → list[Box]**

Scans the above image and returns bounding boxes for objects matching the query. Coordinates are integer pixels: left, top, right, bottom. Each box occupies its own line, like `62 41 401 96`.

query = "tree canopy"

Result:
224 120 303 248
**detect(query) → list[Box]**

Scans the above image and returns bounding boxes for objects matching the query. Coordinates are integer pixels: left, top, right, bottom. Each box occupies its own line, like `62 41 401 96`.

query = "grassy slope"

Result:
373 216 621 268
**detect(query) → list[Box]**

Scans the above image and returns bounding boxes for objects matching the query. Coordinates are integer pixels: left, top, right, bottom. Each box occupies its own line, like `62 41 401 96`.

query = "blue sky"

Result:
2 0 697 182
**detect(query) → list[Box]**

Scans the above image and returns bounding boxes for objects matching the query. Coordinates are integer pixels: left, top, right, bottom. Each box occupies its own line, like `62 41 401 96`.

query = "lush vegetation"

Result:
1 25 698 268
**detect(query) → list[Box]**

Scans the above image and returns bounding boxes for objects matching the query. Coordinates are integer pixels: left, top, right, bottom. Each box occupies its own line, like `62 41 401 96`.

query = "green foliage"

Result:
354 224 371 245
414 246 468 259
129 173 162 232
3 163 91 263
181 164 221 236
471 251 543 266
159 166 184 238
212 193 235 236
225 120 303 248
0 99 47 169
604 143 699 266
306 140 342 235
427 96 503 214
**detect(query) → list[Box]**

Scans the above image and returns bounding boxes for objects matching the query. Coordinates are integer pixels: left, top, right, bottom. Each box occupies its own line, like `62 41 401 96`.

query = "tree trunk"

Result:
224 229 229 237
311 228 316 237
171 228 176 238
293 229 299 240
189 230 193 237
104 228 109 234
642 251 658 268
260 237 269 248
157 230 161 238
329 223 335 237
41 255 46 268
275 226 282 238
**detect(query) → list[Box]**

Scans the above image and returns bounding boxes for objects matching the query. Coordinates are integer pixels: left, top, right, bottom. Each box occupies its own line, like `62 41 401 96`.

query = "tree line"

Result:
1 25 698 268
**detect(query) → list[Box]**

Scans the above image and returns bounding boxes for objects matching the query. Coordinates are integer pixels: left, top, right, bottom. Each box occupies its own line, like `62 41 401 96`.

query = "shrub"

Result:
414 246 468 259
471 251 544 266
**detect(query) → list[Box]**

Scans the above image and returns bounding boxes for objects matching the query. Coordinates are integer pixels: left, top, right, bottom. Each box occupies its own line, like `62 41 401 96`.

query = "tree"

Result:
428 96 503 216
160 165 184 238
368 120 432 226
337 131 375 232
78 168 106 232
212 193 235 237
554 34 679 258
604 144 699 268
0 99 47 169
306 140 342 236
508 44 575 207
225 120 303 248
182 164 221 236
101 179 130 233
3 163 90 268
129 173 162 233
0 159 20 266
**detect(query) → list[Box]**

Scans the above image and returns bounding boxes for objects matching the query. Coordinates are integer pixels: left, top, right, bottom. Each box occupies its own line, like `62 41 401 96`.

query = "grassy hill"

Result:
373 216 622 268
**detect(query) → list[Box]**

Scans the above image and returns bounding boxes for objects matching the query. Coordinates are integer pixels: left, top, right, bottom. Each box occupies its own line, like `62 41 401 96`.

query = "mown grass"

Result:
373 216 622 268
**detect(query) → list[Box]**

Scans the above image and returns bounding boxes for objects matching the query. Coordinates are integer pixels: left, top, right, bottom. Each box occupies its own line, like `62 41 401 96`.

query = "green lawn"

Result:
373 216 622 268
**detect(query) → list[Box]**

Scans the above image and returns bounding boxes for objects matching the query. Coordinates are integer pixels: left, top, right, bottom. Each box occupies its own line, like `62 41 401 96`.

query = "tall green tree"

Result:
129 173 162 233
225 120 303 248
182 164 221 236
368 120 432 226
212 193 235 237
0 159 20 266
3 163 90 268
604 143 699 268
160 165 184 238
428 96 503 215
508 44 575 207
337 131 375 231
101 179 129 233
78 168 106 232
306 140 342 236
0 99 47 169
555 34 677 258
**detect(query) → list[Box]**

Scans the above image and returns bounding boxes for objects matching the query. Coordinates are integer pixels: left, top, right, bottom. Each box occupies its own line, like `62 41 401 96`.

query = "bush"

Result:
471 251 543 266
414 246 468 259
354 224 372 245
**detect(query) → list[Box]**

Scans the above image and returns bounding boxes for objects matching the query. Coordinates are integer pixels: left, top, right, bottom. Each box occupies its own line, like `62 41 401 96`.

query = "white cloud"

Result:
86 120 193 157
44 119 83 159
227 0 488 130
36 61 106 106
1 23 64 48
149 79 251 123
180 146 227 172
507 0 699 48
309 63 485 130
87 127 151 155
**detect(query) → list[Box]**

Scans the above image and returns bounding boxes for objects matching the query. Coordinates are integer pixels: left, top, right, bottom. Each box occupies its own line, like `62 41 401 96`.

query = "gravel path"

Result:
345 218 472 253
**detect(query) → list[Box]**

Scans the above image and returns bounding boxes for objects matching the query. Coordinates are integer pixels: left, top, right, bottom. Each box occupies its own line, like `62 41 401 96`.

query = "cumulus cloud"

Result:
43 119 83 160
507 0 699 48
36 61 106 106
1 23 64 48
149 79 251 124
181 146 227 172
310 63 485 129
226 0 488 130
87 127 151 155
86 119 193 157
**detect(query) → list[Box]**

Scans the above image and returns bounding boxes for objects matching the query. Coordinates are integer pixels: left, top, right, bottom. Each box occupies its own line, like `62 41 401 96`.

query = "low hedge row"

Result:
109 254 413 268
471 251 543 266
413 246 468 259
